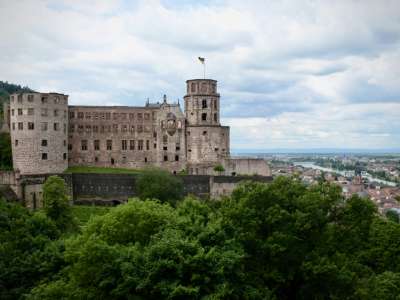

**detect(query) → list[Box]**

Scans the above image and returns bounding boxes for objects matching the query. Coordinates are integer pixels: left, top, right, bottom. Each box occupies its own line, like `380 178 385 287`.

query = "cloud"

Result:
0 0 399 149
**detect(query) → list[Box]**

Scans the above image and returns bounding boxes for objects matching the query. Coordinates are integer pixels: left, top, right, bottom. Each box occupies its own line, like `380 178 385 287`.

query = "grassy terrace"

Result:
64 166 142 174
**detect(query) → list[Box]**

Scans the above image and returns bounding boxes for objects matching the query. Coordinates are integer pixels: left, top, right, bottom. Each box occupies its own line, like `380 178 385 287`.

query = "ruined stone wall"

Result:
10 93 68 174
68 101 186 173
223 158 271 176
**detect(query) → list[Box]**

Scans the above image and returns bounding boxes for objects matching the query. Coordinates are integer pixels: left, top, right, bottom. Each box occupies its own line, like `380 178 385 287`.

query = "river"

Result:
294 162 398 187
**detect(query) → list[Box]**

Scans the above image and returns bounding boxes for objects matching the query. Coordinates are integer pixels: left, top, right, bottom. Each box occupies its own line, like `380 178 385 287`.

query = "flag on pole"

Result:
198 57 205 64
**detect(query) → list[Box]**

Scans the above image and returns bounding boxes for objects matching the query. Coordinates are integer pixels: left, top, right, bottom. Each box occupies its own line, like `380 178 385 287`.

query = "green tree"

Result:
136 168 183 205
213 164 225 175
386 210 400 223
0 198 64 300
42 175 74 231
0 132 12 170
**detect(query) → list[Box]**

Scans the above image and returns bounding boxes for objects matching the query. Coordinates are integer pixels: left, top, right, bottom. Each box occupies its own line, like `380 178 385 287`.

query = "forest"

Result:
1 172 400 300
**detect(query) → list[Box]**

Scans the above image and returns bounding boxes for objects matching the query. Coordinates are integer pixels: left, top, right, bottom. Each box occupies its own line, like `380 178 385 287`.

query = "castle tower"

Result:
184 79 220 126
184 79 229 175
9 92 69 174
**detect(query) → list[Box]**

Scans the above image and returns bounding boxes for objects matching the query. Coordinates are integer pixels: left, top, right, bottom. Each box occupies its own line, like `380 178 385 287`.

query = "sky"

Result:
1 0 399 151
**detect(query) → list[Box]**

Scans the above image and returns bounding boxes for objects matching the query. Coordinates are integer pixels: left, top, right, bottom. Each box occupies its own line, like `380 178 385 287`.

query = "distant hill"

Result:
0 81 34 119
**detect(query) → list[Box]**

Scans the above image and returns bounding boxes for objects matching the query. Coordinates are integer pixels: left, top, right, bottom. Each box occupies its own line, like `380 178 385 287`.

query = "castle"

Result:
5 78 270 177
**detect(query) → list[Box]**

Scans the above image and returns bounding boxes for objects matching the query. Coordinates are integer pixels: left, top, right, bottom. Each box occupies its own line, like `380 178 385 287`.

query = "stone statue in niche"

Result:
166 112 177 136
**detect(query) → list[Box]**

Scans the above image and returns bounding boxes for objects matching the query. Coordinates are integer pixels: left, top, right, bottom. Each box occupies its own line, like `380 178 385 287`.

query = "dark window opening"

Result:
163 146 167 151
42 153 47 160
202 99 207 108
95 156 98 162
145 157 148 163
175 155 179 161
111 158 115 165
41 140 47 146
63 153 67 160
201 113 207 121
164 155 168 161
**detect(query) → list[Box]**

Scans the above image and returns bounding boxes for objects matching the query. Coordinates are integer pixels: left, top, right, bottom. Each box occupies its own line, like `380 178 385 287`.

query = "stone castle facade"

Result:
7 78 270 176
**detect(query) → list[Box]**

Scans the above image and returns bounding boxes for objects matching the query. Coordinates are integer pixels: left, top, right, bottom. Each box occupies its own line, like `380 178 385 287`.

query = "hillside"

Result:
0 81 34 119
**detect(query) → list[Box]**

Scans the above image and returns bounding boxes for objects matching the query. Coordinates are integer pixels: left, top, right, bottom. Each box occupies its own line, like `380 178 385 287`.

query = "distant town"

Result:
237 153 400 214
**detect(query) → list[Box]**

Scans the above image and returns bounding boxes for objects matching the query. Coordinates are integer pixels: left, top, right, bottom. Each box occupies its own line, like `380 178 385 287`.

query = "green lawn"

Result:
64 166 142 174
72 205 111 227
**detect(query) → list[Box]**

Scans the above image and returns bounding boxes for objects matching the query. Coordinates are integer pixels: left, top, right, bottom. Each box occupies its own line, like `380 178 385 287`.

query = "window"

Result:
11 109 14 116
95 157 98 162
93 125 98 133
18 122 23 130
164 155 168 161
64 110 67 118
214 100 217 109
163 146 167 151
12 123 15 130
41 96 48 104
54 123 60 131
122 124 127 132
202 113 207 121
28 108 34 115
113 124 118 133
107 140 112 150
68 144 72 150
54 96 60 104
203 131 207 135
18 108 23 116
214 113 217 122
41 122 48 131
41 108 48 116
78 125 84 133
122 140 127 150
54 109 59 117
18 94 22 103
63 153 67 160
10 95 14 102
175 155 179 161
41 140 47 146
176 145 180 151
153 131 157 138
28 122 34 130
42 153 47 160
85 112 91 119
111 158 115 165
202 99 207 108
129 140 135 150
69 111 75 119
64 123 67 134
130 125 135 133
85 125 91 133
15 140 18 146
106 112 111 120
78 112 84 119
138 140 143 150
81 140 88 151
137 113 143 120
163 135 168 143
94 140 100 151
154 143 157 149
137 125 143 133
144 113 150 120
144 157 148 163
146 140 150 150
121 113 127 120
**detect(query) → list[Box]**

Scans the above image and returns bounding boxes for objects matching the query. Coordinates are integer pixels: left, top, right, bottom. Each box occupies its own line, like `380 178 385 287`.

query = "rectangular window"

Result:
164 155 168 161
106 140 112 150
85 125 91 133
18 94 22 103
122 140 127 150
42 153 47 160
121 113 127 120
113 113 118 120
94 140 100 151
18 122 23 130
11 109 14 116
69 124 74 132
27 94 34 102
146 140 150 150
129 140 135 150
12 123 15 130
54 123 59 131
202 99 207 108
202 113 207 121
176 145 180 151
68 144 72 150
81 140 88 151
93 125 98 133
122 124 128 132
106 112 111 120
63 153 67 160
28 108 34 115
28 122 34 130
78 125 84 133
41 108 48 116
175 155 179 161
41 96 48 104
85 112 91 119
18 108 23 115
130 125 135 133
63 123 67 134
78 112 84 119
15 139 18 146
69 111 75 119
138 140 143 150
137 125 143 133
64 110 67 119
54 109 59 117
41 122 48 131
137 113 143 120
41 140 47 146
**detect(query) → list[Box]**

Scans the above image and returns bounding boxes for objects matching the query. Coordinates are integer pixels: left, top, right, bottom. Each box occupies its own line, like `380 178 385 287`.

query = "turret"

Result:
184 79 220 126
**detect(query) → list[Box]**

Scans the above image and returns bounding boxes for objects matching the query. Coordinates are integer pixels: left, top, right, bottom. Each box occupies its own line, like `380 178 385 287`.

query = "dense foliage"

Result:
2 177 400 299
0 81 33 118
0 132 12 170
136 168 184 205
